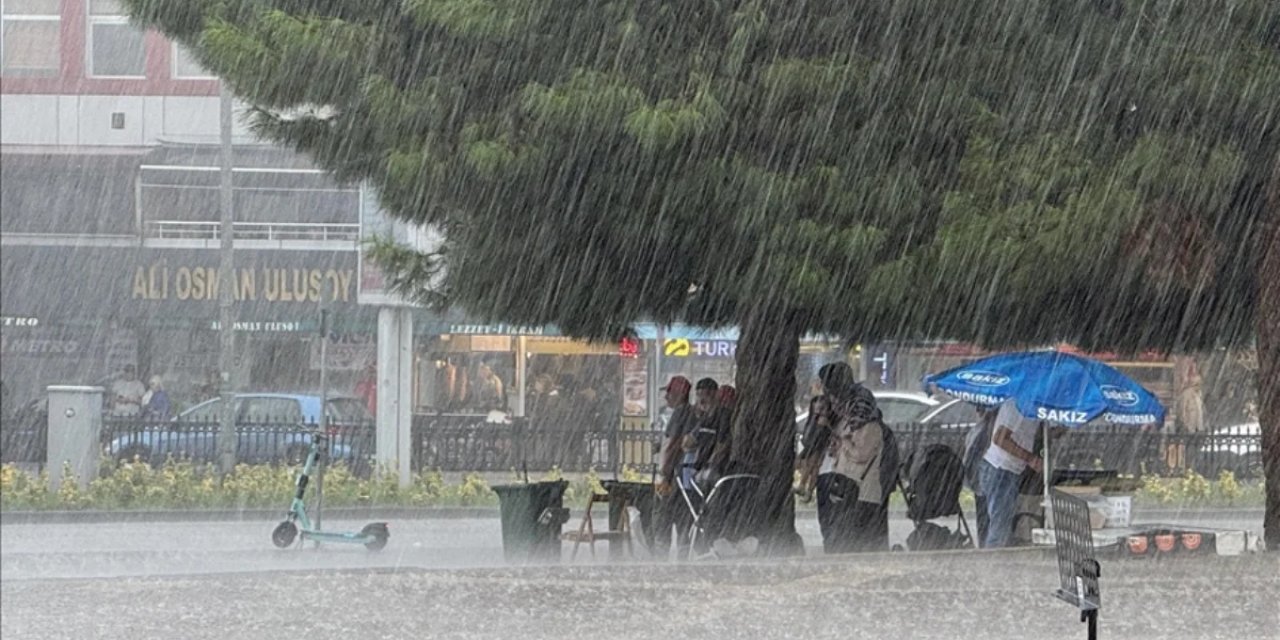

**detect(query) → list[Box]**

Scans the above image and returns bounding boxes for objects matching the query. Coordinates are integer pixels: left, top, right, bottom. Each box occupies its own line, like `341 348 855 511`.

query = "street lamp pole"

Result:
217 84 237 476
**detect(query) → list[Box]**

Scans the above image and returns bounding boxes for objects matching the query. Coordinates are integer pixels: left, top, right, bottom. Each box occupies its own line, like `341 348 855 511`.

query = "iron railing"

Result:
144 221 359 242
408 415 658 473
0 415 1263 480
99 417 375 475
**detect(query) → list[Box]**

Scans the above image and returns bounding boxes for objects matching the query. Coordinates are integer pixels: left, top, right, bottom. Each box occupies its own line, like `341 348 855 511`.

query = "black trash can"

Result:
491 480 570 563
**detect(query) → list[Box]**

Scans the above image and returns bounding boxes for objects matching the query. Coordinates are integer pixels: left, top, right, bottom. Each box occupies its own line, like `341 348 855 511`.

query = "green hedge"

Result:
0 461 1262 512
0 459 642 512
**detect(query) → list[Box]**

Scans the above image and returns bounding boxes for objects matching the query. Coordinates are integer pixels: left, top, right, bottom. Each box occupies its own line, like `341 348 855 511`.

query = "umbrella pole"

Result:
1043 422 1052 530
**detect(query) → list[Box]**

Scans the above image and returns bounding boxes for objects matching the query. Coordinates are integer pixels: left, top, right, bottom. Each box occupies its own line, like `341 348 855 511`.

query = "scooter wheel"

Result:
272 521 298 548
361 523 389 551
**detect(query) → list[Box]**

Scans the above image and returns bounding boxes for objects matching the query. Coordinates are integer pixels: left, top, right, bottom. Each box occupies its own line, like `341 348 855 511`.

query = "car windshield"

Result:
327 398 371 422
877 399 932 424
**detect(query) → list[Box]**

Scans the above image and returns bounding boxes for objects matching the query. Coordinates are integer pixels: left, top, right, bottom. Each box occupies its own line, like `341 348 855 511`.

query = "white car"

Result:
795 391 955 455
796 391 947 427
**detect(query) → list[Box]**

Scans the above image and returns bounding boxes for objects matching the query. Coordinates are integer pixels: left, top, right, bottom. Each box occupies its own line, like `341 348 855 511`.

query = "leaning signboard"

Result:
357 182 441 307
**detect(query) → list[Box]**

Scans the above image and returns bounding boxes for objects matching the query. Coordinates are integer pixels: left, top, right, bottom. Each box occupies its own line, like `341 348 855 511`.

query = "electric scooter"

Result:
271 430 389 551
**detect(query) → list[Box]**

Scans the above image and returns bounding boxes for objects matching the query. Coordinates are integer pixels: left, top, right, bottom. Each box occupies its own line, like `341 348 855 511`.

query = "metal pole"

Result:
315 309 328 537
216 84 237 476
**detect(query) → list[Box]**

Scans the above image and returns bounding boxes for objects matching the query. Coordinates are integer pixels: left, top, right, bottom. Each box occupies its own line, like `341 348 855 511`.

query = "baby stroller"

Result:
677 461 762 558
896 444 974 551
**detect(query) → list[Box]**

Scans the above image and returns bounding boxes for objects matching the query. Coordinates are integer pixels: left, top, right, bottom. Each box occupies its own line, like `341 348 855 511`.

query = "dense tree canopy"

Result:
126 0 1280 548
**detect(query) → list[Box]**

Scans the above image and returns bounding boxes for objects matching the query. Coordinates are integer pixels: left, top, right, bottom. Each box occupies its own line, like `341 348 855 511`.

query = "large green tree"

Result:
897 2 1280 549
126 0 1278 548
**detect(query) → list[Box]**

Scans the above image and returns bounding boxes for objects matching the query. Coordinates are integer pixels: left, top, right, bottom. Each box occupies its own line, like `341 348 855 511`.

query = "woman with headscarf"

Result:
798 363 885 553
827 381 889 553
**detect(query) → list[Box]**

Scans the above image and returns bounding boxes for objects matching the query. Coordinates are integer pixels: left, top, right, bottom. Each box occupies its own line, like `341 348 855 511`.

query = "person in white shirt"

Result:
110 365 146 418
977 399 1043 548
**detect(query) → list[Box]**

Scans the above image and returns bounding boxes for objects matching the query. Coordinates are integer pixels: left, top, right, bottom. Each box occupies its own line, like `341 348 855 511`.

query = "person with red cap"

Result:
653 375 695 560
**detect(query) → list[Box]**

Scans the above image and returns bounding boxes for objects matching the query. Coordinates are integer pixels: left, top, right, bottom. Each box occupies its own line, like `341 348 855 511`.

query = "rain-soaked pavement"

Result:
2 547 1276 639
2 511 1274 639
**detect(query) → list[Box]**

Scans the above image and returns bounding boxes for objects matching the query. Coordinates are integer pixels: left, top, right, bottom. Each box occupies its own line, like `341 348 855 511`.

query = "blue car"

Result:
106 393 374 474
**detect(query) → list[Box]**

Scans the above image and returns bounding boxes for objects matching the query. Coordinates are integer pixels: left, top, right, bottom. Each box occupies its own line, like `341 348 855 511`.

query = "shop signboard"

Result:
662 338 736 358
0 245 360 324
621 355 648 417
357 182 441 307
1 316 40 328
309 333 376 371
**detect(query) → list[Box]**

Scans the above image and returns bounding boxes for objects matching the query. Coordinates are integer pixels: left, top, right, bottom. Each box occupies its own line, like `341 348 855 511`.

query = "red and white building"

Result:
0 0 370 407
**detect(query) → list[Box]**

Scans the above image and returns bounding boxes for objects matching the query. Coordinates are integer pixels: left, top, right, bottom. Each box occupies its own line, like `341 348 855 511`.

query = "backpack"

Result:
907 521 971 551
877 423 900 506
903 444 967 521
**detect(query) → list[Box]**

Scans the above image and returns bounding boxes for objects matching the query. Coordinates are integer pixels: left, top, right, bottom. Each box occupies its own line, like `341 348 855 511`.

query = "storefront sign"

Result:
1 316 40 327
0 335 83 356
210 321 307 332
1 246 361 325
358 182 441 307
132 265 354 303
309 334 375 370
447 324 547 336
622 356 648 417
470 335 513 351
663 338 736 358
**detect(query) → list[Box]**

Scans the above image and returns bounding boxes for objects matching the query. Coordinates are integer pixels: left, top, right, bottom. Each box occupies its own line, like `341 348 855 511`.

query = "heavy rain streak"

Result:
1 1 1277 639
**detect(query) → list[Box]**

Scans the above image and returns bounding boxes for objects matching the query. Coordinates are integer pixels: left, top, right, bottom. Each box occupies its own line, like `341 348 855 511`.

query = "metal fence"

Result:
0 417 46 466
99 418 375 475
891 423 1263 480
0 414 1264 480
409 415 660 474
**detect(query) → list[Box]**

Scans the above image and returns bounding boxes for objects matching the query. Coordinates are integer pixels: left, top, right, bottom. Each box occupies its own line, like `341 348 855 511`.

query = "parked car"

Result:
106 393 374 474
1199 422 1261 478
918 398 980 429
795 391 947 455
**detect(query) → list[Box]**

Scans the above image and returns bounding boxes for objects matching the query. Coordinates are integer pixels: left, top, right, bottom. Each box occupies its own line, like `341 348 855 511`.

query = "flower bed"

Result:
0 462 1261 512
0 459 635 512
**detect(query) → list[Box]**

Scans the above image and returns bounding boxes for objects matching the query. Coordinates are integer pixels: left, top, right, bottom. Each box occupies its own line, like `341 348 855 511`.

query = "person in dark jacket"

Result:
653 376 696 560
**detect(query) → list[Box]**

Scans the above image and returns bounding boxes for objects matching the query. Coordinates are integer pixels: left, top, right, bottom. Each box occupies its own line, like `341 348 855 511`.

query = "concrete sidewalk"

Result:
3 549 1276 640
1 504 1264 524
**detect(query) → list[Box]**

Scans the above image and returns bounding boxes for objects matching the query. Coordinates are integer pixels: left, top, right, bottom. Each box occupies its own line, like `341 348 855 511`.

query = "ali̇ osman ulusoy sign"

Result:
131 264 355 303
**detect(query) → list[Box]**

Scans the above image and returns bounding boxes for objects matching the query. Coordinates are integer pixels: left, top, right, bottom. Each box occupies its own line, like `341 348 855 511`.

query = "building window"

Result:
172 43 214 79
0 0 61 77
87 0 145 78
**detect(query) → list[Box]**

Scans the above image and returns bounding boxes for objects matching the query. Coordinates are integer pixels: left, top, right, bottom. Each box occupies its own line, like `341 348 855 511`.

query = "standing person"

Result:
355 363 377 417
110 365 146 418
653 376 695 561
977 399 1044 549
828 386 889 553
142 376 171 421
706 385 737 478
1169 357 1205 471
475 362 506 411
805 362 882 553
682 378 720 489
799 395 838 547
962 405 999 547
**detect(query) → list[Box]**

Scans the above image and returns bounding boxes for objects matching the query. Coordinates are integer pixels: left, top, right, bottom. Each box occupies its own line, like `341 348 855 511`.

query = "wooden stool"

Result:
561 491 630 560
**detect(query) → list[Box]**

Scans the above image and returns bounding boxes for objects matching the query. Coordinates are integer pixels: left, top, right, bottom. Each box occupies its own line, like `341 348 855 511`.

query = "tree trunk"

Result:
1259 160 1280 552
730 305 803 553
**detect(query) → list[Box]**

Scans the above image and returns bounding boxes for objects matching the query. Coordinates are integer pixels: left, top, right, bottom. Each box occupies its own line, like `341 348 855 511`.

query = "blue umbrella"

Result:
924 351 1166 535
923 351 1165 427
